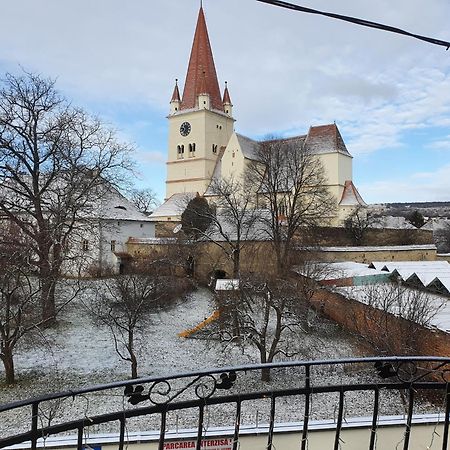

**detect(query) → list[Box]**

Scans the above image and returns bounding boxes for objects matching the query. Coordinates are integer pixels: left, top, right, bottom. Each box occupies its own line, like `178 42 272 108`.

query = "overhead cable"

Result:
256 0 450 50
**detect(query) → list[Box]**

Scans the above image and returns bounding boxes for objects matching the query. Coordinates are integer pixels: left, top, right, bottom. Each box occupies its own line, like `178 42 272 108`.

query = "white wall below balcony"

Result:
13 414 446 450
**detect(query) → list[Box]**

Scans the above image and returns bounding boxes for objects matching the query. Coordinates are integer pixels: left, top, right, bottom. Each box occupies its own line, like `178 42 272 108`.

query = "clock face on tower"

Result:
180 121 191 136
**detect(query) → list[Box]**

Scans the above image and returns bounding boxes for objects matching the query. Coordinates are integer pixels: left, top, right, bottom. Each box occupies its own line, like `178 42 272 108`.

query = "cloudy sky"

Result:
1 0 449 204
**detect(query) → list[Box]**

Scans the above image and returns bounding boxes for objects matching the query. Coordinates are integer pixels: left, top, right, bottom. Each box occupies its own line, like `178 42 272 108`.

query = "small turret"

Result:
169 79 181 115
222 81 233 117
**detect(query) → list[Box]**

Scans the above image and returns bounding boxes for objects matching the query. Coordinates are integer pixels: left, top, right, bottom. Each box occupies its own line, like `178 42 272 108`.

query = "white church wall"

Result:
61 219 155 277
221 133 246 180
319 152 352 186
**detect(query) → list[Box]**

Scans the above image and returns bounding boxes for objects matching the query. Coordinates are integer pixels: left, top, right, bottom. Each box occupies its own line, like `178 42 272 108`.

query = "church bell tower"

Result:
166 6 235 199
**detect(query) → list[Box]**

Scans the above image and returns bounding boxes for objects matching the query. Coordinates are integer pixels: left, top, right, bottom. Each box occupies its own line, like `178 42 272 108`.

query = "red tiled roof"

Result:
181 7 223 111
339 180 367 206
171 79 181 102
306 123 350 156
199 71 207 95
223 82 232 104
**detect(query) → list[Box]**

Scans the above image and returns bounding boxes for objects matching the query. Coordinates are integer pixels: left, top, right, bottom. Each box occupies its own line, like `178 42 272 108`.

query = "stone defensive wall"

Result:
309 287 450 359
126 238 437 281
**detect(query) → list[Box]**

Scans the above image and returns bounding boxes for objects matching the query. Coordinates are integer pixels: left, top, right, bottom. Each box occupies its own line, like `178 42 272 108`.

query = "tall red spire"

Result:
181 7 223 111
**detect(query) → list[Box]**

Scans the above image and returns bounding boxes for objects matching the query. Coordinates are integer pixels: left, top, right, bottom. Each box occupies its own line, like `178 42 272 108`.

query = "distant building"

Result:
66 187 155 276
151 6 366 224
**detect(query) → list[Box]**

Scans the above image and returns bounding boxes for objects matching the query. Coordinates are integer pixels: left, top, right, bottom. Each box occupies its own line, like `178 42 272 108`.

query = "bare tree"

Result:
435 221 450 253
0 71 133 323
246 137 336 275
207 177 263 277
350 283 443 355
128 187 160 215
89 260 190 379
181 177 261 278
0 224 41 384
215 276 309 381
344 206 378 245
0 222 89 384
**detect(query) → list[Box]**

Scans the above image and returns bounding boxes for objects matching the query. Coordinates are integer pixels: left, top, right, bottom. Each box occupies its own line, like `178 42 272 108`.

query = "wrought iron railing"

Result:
1 356 450 450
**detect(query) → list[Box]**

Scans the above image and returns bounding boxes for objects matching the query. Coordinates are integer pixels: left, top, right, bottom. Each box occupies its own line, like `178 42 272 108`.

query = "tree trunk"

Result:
129 329 138 379
131 354 138 379
261 367 271 382
260 351 271 382
41 276 56 325
2 347 16 385
233 248 240 278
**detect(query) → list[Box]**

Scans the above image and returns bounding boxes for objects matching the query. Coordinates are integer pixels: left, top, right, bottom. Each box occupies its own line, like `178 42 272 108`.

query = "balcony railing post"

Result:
403 387 414 450
31 402 38 450
158 409 167 450
232 401 241 450
442 383 450 450
301 364 311 450
77 425 83 450
334 389 345 450
369 387 379 450
119 417 126 450
267 394 276 449
196 404 204 450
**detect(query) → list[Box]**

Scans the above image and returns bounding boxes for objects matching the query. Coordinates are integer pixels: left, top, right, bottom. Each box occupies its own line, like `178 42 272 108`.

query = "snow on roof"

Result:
317 244 437 252
305 124 351 157
236 133 261 161
295 262 387 280
339 181 367 207
428 277 450 293
369 261 450 295
369 216 417 230
375 261 450 271
215 279 239 290
336 285 450 333
127 237 177 244
406 272 443 286
93 188 154 222
1 176 152 223
235 123 351 163
149 192 196 220
421 218 450 231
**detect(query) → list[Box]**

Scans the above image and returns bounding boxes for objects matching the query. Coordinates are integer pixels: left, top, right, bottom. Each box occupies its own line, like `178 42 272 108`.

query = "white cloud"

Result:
1 0 450 201
360 164 450 203
427 135 450 151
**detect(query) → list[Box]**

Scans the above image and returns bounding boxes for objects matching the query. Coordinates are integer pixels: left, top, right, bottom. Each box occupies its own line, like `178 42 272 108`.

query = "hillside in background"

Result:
372 201 450 219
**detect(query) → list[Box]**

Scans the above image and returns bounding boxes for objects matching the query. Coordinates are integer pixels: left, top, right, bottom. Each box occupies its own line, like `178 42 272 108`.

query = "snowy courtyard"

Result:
1 283 444 438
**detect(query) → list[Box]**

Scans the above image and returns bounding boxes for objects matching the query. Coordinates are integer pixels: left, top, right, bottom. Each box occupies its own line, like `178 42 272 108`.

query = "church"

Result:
150 6 366 225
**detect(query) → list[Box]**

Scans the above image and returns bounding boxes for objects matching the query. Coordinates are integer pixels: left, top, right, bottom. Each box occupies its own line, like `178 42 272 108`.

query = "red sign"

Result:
163 438 233 449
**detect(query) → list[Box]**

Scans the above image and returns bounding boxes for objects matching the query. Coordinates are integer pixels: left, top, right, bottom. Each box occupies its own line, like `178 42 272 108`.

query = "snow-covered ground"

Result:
0 284 442 437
